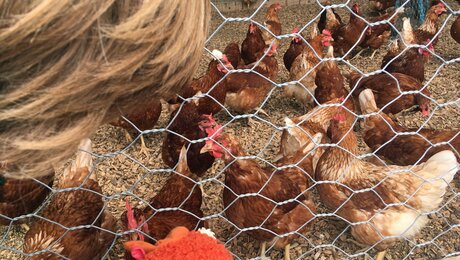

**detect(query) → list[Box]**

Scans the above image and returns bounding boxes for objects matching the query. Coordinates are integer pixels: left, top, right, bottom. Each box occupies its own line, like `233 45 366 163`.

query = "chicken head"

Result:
212 49 234 73
292 26 302 43
249 22 258 33
433 3 447 15
125 199 149 241
418 39 434 57
269 2 282 12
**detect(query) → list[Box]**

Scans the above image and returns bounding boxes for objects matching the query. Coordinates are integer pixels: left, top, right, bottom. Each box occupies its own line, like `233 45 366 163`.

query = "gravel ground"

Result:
1 1 459 259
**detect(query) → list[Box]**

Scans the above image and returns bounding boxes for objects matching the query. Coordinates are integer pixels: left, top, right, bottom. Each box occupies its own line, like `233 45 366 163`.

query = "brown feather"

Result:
0 165 54 226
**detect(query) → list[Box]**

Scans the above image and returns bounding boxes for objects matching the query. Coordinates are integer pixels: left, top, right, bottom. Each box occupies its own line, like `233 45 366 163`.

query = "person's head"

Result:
0 0 210 178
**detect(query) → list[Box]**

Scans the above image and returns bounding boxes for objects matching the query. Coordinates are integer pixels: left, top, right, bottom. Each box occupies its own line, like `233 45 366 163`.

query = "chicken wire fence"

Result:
1 0 460 259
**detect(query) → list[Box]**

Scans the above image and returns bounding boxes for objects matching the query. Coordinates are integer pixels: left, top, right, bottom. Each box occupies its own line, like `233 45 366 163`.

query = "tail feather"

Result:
61 138 95 184
420 150 458 184
358 89 379 114
415 150 458 212
176 145 191 175
401 17 415 44
74 138 93 172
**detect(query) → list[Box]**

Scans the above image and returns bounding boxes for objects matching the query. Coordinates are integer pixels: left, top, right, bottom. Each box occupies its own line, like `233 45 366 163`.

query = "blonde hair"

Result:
0 0 210 177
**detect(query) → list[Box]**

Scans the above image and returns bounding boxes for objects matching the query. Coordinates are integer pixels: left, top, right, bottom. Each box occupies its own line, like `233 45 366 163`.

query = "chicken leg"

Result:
351 48 367 60
284 244 291 260
375 250 386 260
21 223 30 231
140 135 153 158
369 49 378 60
124 129 133 144
260 241 268 260
199 183 210 199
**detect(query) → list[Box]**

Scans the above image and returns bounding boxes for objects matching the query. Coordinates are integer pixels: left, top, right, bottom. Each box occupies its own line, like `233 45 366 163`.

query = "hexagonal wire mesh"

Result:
1 0 459 259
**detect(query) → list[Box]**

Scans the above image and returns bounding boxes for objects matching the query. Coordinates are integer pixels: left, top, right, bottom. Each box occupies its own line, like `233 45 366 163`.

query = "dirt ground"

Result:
1 1 459 259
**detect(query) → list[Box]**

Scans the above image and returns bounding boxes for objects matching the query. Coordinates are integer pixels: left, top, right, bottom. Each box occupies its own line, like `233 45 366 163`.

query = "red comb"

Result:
352 3 360 12
125 199 145 241
333 106 345 122
339 96 345 102
126 199 137 230
205 124 223 139
322 29 331 36
292 26 300 34
333 113 346 122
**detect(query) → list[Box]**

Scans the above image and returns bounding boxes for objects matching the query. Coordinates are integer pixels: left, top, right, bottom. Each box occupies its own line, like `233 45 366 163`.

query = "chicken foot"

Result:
124 130 152 158
247 117 262 128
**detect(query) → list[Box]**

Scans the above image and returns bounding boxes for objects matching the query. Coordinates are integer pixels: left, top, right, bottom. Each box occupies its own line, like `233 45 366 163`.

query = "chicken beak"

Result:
200 142 213 154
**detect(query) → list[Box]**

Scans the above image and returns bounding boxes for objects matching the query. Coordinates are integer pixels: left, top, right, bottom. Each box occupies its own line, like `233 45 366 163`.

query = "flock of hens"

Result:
1 0 460 259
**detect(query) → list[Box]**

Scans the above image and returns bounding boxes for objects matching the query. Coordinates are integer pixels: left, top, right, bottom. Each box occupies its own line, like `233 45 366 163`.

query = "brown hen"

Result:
381 37 433 83
241 22 266 65
359 89 460 165
314 46 354 110
261 3 282 46
277 98 353 175
169 50 234 116
285 30 334 108
201 130 317 260
283 26 307 72
224 42 242 69
318 1 343 35
0 163 54 227
162 100 217 179
413 3 447 46
24 139 116 260
122 146 203 246
358 7 403 58
316 108 458 260
109 99 162 157
332 3 367 58
348 71 431 116
225 44 279 125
